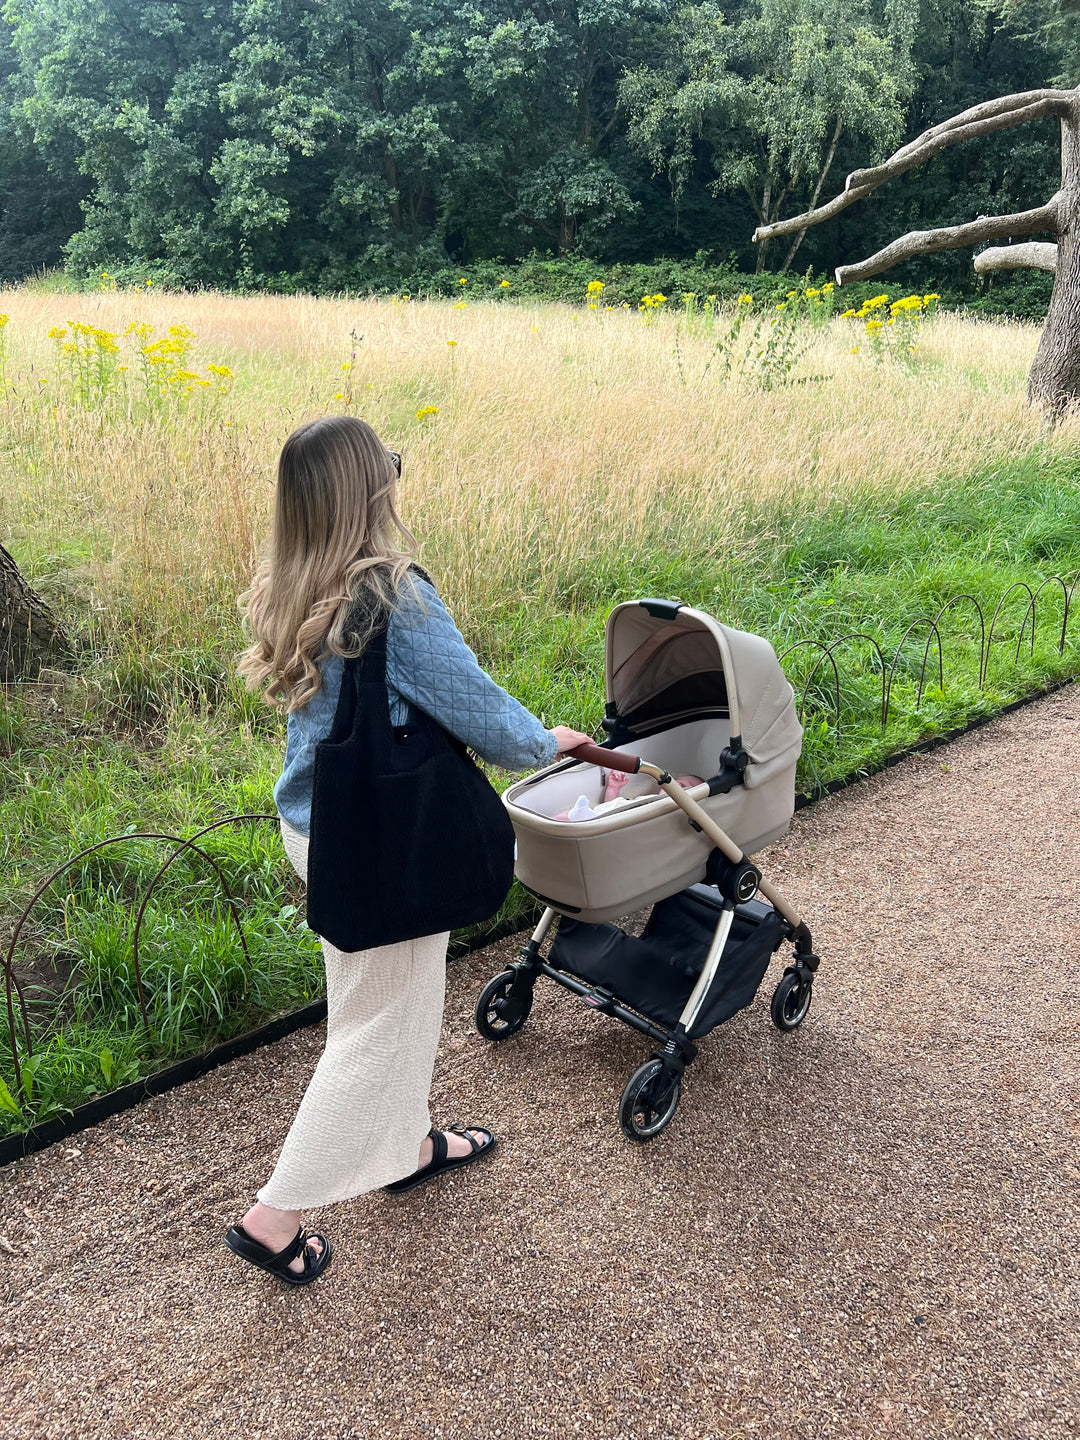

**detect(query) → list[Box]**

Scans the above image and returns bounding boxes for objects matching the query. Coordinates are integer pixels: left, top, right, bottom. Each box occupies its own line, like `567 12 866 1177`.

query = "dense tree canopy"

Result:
0 0 1072 289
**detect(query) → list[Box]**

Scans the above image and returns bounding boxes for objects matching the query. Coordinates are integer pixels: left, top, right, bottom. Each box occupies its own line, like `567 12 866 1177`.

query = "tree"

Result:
619 0 919 272
0 10 87 281
752 84 1080 414
214 0 464 284
445 1 656 259
984 0 1080 87
0 545 69 680
4 0 240 286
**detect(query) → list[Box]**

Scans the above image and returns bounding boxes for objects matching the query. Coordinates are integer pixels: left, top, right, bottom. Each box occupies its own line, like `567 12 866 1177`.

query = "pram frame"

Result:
477 742 820 1141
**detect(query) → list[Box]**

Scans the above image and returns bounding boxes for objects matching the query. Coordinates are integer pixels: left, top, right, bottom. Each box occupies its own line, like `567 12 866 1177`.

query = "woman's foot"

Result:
237 1200 325 1276
417 1128 488 1169
383 1124 497 1194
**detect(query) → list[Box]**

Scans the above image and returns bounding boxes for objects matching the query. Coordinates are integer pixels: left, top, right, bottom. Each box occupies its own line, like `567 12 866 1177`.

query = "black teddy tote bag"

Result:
305 623 517 952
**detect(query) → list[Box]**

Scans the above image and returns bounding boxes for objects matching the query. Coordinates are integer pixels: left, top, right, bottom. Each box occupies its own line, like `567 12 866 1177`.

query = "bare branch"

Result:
835 199 1061 285
846 98 1070 194
974 242 1058 274
888 88 1075 166
751 86 1077 247
752 181 877 243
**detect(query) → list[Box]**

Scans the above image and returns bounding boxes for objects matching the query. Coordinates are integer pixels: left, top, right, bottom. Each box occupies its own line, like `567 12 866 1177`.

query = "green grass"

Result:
2 444 1079 1135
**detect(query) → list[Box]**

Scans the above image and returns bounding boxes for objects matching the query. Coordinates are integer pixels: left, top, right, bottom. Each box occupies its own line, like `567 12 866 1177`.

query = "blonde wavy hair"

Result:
237 416 418 712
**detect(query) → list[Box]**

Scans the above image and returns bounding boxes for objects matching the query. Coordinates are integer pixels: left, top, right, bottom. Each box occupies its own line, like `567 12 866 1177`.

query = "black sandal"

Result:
223 1223 333 1287
383 1125 497 1194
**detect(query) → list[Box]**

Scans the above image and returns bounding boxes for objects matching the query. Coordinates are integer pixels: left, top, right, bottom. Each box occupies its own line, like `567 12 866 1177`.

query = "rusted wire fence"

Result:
3 574 1078 1118
777 575 1079 731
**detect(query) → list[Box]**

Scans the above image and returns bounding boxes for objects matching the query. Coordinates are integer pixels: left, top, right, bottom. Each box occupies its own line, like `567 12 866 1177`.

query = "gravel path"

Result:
2 688 1079 1440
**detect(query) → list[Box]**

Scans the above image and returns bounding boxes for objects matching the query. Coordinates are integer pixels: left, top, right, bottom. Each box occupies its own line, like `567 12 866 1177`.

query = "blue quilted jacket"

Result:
273 577 559 835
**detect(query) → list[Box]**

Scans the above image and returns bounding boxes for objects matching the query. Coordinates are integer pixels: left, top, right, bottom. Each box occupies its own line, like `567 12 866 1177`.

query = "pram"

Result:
474 599 820 1141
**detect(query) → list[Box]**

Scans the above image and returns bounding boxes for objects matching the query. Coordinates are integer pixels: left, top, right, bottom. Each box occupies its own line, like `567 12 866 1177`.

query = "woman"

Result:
225 415 589 1285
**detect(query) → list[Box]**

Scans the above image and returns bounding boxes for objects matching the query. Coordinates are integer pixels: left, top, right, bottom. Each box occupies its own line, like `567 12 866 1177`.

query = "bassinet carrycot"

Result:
505 599 803 921
475 599 821 1142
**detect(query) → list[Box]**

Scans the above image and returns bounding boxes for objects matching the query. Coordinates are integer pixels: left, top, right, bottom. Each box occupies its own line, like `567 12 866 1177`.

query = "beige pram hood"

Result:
604 601 801 774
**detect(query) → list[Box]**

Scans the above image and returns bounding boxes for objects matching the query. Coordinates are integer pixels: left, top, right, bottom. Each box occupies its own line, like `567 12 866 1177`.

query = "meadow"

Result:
2 281 1079 1131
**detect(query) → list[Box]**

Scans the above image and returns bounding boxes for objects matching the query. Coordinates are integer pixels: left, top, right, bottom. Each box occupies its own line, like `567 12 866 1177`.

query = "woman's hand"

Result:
550 725 594 754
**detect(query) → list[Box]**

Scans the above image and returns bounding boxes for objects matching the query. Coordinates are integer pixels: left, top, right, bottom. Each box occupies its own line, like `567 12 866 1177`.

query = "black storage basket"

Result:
548 887 788 1039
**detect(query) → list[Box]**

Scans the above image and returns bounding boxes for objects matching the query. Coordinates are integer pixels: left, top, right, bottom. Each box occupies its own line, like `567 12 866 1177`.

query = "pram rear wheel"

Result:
770 969 812 1031
475 969 533 1041
618 1059 682 1143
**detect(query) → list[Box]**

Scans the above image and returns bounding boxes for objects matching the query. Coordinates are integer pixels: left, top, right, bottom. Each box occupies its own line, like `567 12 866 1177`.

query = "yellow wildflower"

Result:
415 405 439 419
500 279 511 288
587 280 605 294
446 340 458 347
458 277 468 286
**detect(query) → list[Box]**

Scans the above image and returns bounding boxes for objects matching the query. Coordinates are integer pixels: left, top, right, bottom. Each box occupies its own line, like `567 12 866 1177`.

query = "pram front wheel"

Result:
475 969 533 1041
770 969 812 1031
618 1059 682 1142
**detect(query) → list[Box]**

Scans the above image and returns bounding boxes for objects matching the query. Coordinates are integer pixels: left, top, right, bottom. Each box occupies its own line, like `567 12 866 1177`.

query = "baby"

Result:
553 769 704 822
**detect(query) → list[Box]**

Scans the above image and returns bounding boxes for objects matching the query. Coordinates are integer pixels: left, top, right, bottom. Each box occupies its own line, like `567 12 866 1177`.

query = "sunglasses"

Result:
387 450 402 477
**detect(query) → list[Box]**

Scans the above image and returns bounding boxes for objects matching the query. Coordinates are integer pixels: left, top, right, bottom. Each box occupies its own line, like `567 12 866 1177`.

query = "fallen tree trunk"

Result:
0 544 71 681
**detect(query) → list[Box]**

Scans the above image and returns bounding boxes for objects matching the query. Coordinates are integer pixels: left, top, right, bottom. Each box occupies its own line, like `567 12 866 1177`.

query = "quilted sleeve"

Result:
386 580 559 772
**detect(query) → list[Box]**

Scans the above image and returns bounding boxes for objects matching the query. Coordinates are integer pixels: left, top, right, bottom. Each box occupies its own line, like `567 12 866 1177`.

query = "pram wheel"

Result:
770 968 812 1031
618 1059 682 1143
475 969 533 1041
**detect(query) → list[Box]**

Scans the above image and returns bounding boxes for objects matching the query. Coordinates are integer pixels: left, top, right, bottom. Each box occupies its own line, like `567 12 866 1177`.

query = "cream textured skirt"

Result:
257 819 450 1210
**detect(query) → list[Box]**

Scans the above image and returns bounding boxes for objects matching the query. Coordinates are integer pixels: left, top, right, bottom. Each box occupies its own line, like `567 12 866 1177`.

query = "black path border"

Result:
1 675 1073 1169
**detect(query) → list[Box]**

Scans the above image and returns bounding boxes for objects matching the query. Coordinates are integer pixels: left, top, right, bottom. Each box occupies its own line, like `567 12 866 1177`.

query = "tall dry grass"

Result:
0 287 1066 655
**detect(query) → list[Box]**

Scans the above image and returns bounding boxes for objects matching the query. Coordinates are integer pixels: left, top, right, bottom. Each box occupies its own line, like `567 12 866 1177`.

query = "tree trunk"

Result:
1028 107 1080 417
781 116 844 272
0 544 70 681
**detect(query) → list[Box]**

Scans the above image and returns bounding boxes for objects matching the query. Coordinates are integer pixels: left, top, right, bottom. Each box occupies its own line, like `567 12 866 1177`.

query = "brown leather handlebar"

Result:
567 742 641 773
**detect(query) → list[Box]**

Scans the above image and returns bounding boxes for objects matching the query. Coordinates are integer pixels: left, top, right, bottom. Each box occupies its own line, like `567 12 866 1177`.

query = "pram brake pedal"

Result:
583 985 617 1013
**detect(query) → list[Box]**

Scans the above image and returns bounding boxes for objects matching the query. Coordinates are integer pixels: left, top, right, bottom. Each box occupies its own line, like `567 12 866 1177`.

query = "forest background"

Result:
0 0 1077 309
